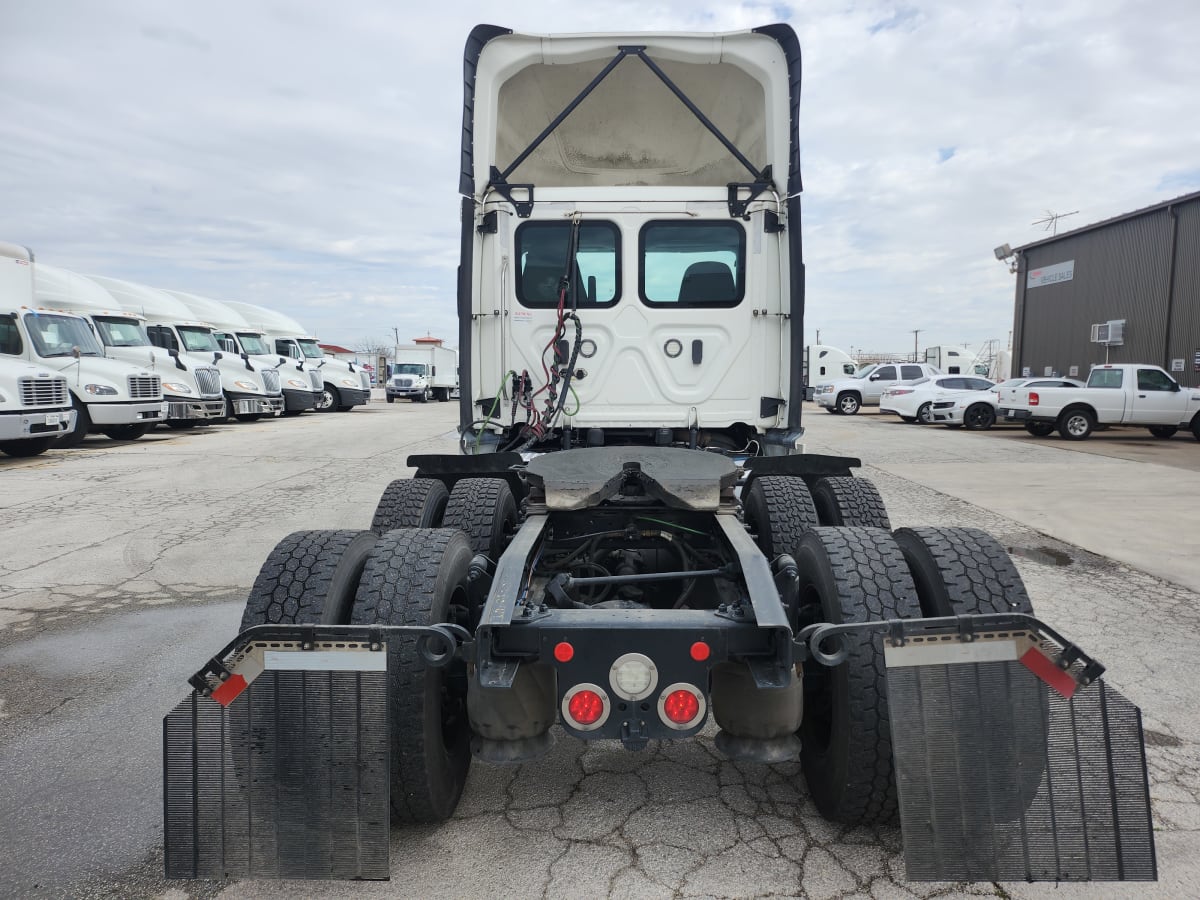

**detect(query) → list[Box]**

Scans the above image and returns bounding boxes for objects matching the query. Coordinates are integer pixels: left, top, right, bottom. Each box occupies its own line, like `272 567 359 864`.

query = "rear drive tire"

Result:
743 475 819 561
0 438 53 457
351 528 473 823
1024 421 1055 437
372 478 449 533
1148 425 1178 439
963 403 996 430
240 529 377 630
1058 407 1095 440
893 526 1044 818
811 476 890 529
442 477 517 561
836 392 861 415
797 527 921 825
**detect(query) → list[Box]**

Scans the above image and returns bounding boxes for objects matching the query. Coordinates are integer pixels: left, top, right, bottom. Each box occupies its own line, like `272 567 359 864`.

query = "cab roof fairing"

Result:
462 25 802 198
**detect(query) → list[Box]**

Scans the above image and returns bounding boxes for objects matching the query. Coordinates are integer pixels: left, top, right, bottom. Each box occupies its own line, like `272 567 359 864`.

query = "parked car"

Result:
880 375 995 424
813 362 939 414
943 377 1085 430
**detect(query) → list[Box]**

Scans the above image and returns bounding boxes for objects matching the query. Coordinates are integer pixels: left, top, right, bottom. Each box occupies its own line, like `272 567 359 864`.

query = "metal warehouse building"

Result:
1010 190 1200 388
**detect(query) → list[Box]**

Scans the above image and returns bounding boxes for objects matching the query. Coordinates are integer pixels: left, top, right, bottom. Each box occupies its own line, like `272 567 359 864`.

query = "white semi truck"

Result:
32 265 227 429
387 340 458 402
91 275 284 422
164 289 321 416
0 357 76 457
163 24 1157 888
1 242 165 448
222 299 371 412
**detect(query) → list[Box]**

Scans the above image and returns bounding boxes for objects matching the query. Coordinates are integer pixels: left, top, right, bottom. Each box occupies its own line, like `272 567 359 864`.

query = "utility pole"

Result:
912 329 921 363
392 327 399 376
815 328 820 344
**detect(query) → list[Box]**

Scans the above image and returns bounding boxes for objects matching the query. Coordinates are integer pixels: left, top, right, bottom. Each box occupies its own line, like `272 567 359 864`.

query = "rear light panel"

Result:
609 652 658 701
1029 392 1040 406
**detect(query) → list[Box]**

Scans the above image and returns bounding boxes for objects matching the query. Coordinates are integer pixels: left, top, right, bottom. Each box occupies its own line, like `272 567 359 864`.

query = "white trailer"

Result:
222 299 370 413
0 242 165 448
923 345 988 376
387 341 457 403
90 275 284 422
0 356 76 456
33 265 226 428
164 289 322 416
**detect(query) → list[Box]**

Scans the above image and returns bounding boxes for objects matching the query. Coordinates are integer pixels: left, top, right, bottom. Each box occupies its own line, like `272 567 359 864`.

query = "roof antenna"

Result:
1031 209 1079 236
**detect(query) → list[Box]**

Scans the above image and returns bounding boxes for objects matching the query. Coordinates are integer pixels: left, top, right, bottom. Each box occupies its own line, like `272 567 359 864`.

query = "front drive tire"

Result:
386 395 395 404
240 529 377 630
916 402 933 425
371 478 449 533
1148 425 1178 439
100 424 149 440
351 528 474 824
53 396 91 449
811 476 890 529
743 475 819 562
836 392 861 415
1058 407 1095 440
797 527 921 825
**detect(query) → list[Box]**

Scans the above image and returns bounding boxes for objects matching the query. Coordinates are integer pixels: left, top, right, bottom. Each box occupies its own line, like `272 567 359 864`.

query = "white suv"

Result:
814 362 940 415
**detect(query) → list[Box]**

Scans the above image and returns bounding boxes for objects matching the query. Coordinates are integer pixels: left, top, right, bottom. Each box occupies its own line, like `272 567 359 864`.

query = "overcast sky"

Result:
4 1 1198 360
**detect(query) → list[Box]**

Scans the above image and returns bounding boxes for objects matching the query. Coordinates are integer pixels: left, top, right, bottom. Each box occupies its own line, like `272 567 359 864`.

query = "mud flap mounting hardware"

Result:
798 614 1156 883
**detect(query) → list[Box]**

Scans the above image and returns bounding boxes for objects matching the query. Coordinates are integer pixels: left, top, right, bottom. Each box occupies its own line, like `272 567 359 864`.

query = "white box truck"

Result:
164 289 322 416
1 242 166 448
222 300 370 413
0 357 76 457
33 265 227 429
90 275 285 422
387 340 457 402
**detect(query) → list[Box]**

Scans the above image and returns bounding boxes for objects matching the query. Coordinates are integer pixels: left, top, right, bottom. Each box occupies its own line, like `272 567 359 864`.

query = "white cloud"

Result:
1 0 1198 360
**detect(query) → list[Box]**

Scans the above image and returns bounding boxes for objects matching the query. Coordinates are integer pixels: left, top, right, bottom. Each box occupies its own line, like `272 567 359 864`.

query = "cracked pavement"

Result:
1 402 1197 898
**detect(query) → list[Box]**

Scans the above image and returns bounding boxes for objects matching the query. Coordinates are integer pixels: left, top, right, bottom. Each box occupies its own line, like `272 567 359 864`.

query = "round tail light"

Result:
657 683 706 730
609 652 658 700
561 683 610 731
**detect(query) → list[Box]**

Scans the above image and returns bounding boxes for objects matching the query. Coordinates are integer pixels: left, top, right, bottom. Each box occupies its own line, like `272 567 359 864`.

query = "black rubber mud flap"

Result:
163 667 390 880
888 638 1156 882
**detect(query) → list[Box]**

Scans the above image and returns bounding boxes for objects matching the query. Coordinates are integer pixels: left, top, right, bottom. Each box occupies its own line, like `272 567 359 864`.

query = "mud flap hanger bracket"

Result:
186 622 475 696
486 45 772 219
796 612 1107 685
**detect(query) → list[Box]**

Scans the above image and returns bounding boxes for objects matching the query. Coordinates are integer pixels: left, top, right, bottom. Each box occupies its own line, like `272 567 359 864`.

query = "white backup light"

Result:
609 653 659 701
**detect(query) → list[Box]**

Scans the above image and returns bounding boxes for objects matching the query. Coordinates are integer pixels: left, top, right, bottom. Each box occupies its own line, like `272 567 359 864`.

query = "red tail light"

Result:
553 641 574 663
1029 392 1039 406
561 683 610 731
657 682 706 730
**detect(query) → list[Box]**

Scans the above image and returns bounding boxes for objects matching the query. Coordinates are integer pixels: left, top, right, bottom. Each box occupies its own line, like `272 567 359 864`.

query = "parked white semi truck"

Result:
387 340 458 402
32 265 226 429
0 356 76 457
91 275 284 422
222 299 370 412
1 242 165 448
164 289 321 416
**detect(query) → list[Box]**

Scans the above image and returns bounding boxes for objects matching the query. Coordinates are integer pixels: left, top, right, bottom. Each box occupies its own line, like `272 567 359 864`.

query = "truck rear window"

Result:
1088 369 1123 388
639 221 745 307
515 221 620 308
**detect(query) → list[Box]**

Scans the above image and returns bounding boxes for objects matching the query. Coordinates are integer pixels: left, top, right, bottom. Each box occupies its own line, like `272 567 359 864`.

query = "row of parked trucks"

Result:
0 241 373 457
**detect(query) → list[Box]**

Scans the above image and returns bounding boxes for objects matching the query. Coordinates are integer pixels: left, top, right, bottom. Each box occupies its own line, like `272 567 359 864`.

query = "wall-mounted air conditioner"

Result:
1090 319 1125 346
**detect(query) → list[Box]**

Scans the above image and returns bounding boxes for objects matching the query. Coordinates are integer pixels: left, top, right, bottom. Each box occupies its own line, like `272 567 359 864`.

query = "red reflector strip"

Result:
1019 647 1076 699
211 674 248 707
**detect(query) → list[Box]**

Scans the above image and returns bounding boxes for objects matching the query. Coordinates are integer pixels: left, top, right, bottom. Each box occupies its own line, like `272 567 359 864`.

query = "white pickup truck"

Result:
998 363 1200 441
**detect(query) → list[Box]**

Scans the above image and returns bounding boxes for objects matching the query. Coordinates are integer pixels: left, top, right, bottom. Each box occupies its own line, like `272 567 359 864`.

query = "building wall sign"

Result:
1172 359 1185 372
1027 260 1075 289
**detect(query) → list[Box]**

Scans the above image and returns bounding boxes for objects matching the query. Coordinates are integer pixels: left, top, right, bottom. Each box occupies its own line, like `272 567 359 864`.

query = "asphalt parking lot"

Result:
1 399 1198 899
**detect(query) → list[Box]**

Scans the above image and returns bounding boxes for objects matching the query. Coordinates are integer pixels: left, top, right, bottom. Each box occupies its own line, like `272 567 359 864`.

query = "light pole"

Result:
912 329 921 363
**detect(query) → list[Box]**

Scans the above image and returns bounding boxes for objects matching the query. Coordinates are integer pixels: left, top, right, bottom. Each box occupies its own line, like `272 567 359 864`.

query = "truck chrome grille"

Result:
307 370 322 391
19 376 68 406
260 369 281 394
396 377 413 388
195 367 222 397
127 374 162 399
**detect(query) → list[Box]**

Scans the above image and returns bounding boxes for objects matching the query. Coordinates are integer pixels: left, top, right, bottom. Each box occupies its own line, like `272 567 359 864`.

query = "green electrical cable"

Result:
474 371 517 453
565 384 581 416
